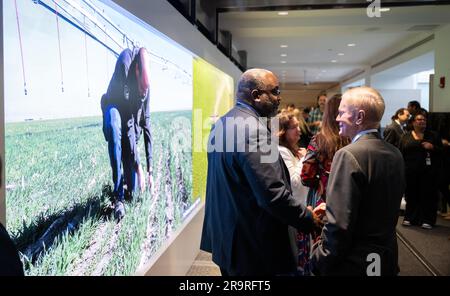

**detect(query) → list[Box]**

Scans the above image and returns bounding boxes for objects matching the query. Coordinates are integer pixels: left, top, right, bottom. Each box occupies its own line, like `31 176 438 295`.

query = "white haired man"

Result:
310 87 405 276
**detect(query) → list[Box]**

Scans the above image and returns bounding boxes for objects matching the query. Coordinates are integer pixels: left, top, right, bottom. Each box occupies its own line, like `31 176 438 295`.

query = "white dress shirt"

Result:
278 146 309 206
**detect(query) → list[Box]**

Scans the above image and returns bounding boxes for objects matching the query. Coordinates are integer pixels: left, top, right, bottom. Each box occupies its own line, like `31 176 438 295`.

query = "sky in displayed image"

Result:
4 0 193 122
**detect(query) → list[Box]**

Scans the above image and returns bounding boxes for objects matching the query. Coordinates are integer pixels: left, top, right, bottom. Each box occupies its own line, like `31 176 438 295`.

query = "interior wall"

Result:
433 24 450 112
379 89 421 128
280 82 337 109
371 75 416 90
280 90 320 109
110 0 242 85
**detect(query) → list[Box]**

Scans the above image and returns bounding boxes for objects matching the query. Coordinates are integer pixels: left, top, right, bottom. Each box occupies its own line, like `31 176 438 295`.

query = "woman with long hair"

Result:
276 110 311 275
293 108 313 148
301 94 350 209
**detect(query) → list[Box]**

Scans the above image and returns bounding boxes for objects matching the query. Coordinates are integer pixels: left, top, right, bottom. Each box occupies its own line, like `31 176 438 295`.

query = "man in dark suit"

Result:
383 108 410 148
200 69 320 276
310 87 405 276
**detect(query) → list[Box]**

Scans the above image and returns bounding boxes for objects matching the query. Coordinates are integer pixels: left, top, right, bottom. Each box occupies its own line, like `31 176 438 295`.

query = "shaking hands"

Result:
307 202 326 229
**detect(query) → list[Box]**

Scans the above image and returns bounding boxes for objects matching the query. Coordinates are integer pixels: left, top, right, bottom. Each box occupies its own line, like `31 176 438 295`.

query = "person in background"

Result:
310 87 405 276
407 100 421 117
406 101 428 132
383 108 410 148
200 68 322 276
293 108 312 148
406 101 421 115
302 107 311 123
101 47 153 221
301 94 349 213
399 112 443 229
277 110 312 275
308 93 327 135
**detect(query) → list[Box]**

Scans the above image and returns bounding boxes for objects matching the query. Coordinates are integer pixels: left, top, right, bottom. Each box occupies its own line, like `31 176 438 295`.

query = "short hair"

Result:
391 108 408 121
236 68 269 101
343 87 385 125
317 93 327 100
408 100 421 110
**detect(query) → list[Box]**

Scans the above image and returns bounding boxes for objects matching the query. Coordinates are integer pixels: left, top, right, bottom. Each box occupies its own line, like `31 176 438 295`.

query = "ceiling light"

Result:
280 45 288 48
347 43 356 47
380 8 390 12
281 61 287 64
338 53 345 56
278 11 289 16
321 70 327 73
331 60 337 63
280 54 287 57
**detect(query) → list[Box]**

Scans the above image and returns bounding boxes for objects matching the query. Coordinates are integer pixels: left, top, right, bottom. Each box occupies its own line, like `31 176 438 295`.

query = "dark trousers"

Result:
404 169 438 225
438 181 450 213
102 104 137 201
220 267 230 277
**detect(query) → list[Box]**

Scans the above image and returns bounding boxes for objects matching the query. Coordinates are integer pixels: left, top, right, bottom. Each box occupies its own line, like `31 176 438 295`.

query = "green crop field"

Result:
5 110 193 275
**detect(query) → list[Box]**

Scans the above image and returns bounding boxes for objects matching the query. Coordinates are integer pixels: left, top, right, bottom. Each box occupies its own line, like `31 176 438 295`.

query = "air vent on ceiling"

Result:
407 25 440 31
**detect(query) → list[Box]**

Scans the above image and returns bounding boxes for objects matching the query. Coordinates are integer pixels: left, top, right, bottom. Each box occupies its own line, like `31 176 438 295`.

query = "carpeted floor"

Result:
186 250 221 276
187 215 450 276
396 214 450 276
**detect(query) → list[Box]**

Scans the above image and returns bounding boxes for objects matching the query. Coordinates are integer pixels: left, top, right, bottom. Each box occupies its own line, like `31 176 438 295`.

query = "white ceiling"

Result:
219 5 450 84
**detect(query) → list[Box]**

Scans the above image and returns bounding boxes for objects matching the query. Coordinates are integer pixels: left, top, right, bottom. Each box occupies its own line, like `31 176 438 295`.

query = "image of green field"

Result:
5 110 193 275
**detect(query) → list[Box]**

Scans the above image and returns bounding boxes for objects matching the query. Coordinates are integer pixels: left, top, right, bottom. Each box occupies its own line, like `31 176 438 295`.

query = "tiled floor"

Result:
186 250 221 276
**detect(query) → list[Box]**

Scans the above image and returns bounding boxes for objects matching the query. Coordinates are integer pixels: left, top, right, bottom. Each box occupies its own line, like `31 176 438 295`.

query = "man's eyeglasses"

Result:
260 86 281 96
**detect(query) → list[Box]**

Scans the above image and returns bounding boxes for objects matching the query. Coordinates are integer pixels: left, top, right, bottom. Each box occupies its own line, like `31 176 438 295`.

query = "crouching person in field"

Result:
101 47 153 221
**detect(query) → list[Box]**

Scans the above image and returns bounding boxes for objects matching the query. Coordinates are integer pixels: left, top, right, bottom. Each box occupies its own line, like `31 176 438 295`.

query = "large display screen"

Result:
192 57 234 202
3 0 200 275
